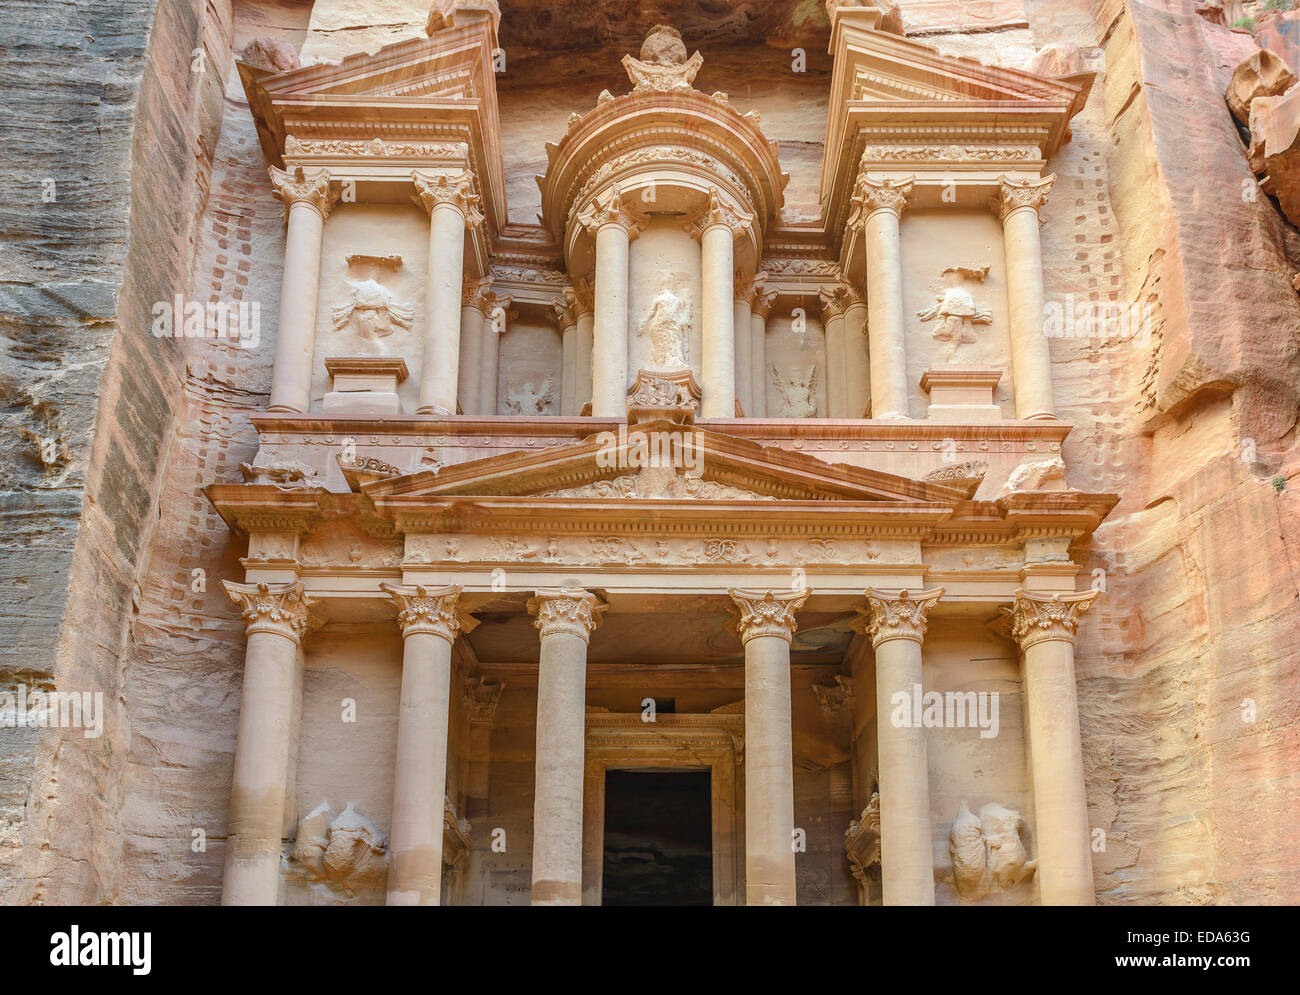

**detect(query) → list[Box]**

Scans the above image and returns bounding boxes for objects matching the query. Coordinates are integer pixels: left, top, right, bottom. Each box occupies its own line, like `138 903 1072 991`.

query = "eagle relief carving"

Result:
770 363 819 418
917 266 993 355
505 374 557 415
331 279 413 352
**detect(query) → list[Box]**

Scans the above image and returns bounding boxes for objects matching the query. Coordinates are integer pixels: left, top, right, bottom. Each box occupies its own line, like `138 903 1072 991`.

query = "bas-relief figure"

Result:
771 363 819 417
943 802 1037 902
917 266 993 355
331 279 414 352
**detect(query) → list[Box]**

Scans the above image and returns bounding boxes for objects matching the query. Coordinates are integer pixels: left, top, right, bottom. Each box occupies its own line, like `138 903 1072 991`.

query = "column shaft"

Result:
856 587 942 906
744 632 797 904
733 294 753 416
1013 589 1099 905
387 630 453 904
528 589 605 905
420 202 466 414
458 295 484 416
864 206 909 420
591 223 630 417
479 312 501 415
750 305 770 418
560 321 578 416
220 580 315 906
1001 197 1056 419
822 304 848 418
267 166 333 413
873 636 934 904
701 224 736 418
843 297 870 419
575 308 595 414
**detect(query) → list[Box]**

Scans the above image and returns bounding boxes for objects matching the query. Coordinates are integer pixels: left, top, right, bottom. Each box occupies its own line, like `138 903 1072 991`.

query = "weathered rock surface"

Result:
1226 48 1296 126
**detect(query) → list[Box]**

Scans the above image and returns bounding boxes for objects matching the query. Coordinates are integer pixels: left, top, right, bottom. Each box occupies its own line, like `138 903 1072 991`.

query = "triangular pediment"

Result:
362 421 968 506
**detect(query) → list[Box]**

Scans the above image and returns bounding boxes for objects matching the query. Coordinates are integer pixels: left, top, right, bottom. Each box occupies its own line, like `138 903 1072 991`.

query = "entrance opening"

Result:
601 769 712 906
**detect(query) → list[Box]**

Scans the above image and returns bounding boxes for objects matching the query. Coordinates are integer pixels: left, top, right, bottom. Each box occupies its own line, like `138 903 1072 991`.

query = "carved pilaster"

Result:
464 676 505 724
728 588 810 645
269 165 339 222
690 186 754 241
853 588 944 647
527 588 607 643
812 674 856 722
991 174 1055 223
575 185 646 240
848 173 914 226
819 283 853 321
551 287 580 330
382 583 464 643
1010 589 1099 650
223 580 318 642
412 169 484 229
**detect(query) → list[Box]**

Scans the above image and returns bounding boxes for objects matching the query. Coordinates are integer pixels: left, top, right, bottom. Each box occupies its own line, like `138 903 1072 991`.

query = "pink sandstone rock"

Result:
1255 85 1300 223
240 37 300 73
1226 48 1296 126
1027 41 1084 79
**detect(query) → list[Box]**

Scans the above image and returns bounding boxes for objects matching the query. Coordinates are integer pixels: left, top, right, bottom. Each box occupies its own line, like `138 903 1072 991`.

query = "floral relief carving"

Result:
854 588 945 647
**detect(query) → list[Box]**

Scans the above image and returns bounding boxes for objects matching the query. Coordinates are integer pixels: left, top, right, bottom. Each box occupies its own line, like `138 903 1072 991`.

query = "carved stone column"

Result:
413 169 481 415
573 278 595 414
730 588 809 906
994 175 1057 420
553 288 580 417
1011 589 1100 905
695 188 753 419
855 587 943 906
527 588 606 905
819 285 850 418
267 167 337 414
751 284 775 418
381 583 462 906
578 187 641 417
220 581 317 905
458 277 491 416
842 284 870 418
733 275 755 416
852 175 914 420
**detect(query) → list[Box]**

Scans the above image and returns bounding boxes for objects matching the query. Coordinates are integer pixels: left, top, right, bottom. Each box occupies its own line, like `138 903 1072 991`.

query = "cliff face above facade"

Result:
2 0 1298 906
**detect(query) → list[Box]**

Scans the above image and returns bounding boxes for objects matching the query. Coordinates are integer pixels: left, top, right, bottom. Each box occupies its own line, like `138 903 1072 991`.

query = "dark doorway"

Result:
601 769 713 906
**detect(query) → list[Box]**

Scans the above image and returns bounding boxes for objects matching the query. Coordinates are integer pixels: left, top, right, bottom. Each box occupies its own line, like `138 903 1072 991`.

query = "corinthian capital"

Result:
412 169 484 228
527 588 607 642
819 283 853 321
382 583 464 642
551 287 580 329
462 275 493 311
269 165 339 222
690 186 755 241
853 588 944 647
223 580 319 642
848 174 914 225
992 174 1055 222
729 588 810 645
736 271 767 306
1010 589 1099 650
575 186 647 239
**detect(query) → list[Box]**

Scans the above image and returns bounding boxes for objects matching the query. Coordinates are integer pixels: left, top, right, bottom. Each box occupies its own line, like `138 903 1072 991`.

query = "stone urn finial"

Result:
624 24 702 93
641 24 687 65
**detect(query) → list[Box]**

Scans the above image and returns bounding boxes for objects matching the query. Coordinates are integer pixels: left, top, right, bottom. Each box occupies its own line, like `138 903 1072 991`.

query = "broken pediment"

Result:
361 421 969 505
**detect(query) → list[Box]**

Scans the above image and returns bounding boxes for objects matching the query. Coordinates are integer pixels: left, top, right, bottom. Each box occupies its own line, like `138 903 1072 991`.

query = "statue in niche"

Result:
770 363 819 418
331 278 413 352
638 288 691 370
917 266 993 356
944 801 1037 901
505 374 557 415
